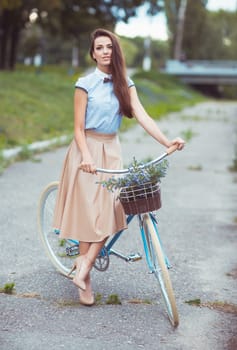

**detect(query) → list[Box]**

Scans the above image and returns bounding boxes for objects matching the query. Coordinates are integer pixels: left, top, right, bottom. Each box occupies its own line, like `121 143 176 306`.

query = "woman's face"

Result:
92 36 112 72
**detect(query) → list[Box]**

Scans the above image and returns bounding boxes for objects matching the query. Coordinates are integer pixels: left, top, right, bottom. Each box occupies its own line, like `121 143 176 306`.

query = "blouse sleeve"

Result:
127 76 135 88
75 76 89 93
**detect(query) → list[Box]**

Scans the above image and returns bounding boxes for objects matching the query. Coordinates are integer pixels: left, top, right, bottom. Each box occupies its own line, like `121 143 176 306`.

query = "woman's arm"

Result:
74 88 97 173
129 86 185 150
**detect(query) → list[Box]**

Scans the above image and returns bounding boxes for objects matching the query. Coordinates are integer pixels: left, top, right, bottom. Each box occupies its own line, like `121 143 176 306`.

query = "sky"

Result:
115 0 237 41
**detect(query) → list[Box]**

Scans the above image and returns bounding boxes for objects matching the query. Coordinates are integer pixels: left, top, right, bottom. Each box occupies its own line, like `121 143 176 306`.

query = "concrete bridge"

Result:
164 60 237 85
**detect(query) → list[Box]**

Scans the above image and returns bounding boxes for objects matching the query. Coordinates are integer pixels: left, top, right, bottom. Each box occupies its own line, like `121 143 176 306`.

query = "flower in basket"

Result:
98 157 169 192
98 157 168 215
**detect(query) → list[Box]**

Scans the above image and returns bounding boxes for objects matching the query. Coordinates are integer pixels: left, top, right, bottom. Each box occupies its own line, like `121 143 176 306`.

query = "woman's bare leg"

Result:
76 239 107 305
86 238 107 263
79 241 90 255
75 238 107 283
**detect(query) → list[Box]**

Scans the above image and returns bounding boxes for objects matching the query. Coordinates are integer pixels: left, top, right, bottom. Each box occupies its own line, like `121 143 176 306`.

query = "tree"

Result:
0 0 62 70
0 0 146 70
45 0 148 67
181 0 208 59
0 0 24 70
199 10 237 60
164 0 208 59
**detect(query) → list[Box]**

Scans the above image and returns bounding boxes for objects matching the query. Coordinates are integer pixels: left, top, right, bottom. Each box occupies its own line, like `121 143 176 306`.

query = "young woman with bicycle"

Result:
53 28 185 306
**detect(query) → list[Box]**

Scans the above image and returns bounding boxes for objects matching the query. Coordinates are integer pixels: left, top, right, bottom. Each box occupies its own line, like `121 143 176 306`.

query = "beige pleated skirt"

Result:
53 130 127 242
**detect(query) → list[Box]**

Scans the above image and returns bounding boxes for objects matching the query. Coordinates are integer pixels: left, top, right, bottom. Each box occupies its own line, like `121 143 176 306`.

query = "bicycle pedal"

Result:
66 245 79 256
127 253 142 262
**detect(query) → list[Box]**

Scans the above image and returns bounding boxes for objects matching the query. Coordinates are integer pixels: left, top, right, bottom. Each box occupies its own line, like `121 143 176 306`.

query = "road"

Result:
0 101 237 350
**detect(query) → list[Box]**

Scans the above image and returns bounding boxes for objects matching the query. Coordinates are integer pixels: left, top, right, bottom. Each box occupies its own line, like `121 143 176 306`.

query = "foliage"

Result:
0 0 147 70
182 0 208 59
185 298 201 306
181 128 198 142
165 0 208 59
120 37 140 67
228 143 237 172
2 1 237 70
187 164 203 171
98 157 169 192
120 69 204 132
0 67 204 151
95 293 103 305
201 10 237 60
0 152 8 174
0 282 15 294
105 294 122 305
0 67 76 149
164 0 237 60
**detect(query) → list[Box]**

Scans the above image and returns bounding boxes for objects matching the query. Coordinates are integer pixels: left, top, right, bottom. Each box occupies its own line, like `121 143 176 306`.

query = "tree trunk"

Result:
174 0 188 60
0 8 21 70
0 10 11 70
9 22 19 70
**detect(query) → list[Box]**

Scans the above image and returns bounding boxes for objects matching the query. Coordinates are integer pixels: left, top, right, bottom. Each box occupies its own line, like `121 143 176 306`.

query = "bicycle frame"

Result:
62 212 171 270
94 212 171 270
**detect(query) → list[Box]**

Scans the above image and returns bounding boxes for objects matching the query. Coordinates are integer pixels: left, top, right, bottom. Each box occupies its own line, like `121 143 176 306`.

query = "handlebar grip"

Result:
166 144 179 155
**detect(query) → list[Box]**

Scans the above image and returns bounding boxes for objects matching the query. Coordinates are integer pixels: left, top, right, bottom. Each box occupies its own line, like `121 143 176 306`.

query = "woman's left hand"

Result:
170 137 185 151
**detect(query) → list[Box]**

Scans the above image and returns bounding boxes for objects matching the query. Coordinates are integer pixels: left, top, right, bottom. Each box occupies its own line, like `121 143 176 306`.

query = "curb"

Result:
1 135 70 160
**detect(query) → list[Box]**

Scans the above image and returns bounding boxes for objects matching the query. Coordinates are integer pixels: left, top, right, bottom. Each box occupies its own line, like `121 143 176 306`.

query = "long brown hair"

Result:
89 28 133 118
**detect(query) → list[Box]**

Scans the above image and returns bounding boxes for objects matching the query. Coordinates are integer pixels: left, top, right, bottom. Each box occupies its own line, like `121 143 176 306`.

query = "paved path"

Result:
0 101 237 350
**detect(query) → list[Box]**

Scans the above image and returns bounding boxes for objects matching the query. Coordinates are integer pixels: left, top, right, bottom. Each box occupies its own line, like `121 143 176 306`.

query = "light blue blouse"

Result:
75 68 134 134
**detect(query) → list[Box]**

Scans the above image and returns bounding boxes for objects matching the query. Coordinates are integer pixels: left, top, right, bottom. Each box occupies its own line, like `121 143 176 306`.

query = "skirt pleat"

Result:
53 131 127 242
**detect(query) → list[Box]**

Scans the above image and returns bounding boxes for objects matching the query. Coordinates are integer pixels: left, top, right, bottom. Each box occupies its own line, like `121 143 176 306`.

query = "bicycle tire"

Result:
143 213 179 327
37 181 76 277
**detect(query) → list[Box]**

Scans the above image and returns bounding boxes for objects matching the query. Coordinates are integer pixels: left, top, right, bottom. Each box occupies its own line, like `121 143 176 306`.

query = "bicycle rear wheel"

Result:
143 213 179 327
37 181 77 276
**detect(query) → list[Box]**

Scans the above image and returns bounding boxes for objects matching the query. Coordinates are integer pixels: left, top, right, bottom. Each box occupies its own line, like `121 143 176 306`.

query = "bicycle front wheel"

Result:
37 181 77 276
143 213 179 327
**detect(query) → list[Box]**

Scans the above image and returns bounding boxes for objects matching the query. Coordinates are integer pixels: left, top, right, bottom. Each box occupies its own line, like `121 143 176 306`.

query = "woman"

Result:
53 28 185 306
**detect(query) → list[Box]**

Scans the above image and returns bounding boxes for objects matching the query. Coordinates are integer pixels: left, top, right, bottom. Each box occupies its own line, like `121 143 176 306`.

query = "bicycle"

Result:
37 145 179 327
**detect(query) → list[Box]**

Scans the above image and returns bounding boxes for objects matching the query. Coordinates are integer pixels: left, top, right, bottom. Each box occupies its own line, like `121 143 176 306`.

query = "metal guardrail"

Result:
163 60 237 84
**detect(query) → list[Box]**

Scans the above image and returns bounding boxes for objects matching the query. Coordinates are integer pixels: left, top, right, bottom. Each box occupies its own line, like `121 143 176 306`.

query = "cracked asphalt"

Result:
0 101 237 350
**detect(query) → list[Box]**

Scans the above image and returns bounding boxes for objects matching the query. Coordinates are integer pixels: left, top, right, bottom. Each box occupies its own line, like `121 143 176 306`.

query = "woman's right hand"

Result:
79 156 97 174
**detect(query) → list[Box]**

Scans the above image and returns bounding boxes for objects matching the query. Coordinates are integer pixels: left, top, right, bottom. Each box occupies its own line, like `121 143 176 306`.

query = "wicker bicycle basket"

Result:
119 181 161 215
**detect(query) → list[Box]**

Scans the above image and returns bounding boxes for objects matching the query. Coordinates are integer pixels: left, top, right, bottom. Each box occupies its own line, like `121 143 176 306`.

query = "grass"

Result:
128 298 152 304
0 65 205 168
129 70 203 119
181 128 198 142
228 143 237 172
187 164 203 171
105 293 122 305
0 65 80 150
0 282 15 294
0 66 204 149
185 298 237 315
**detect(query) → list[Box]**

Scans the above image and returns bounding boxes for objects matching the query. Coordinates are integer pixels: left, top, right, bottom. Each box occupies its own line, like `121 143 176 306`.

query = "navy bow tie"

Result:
103 77 112 83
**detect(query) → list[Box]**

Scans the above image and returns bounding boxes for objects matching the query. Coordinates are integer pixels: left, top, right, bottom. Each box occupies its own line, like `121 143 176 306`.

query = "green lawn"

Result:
0 66 204 151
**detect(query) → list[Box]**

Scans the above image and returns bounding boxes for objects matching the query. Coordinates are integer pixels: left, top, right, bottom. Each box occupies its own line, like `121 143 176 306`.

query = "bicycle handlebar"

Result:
96 144 179 174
